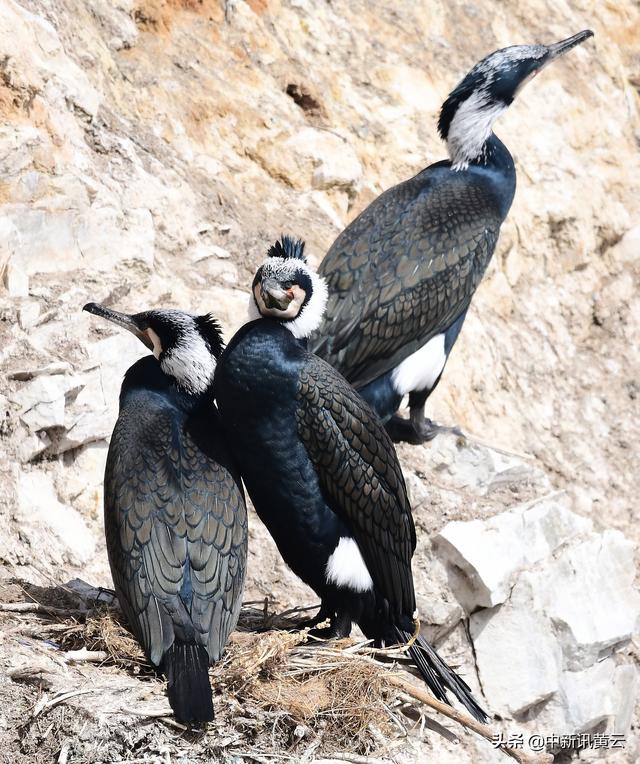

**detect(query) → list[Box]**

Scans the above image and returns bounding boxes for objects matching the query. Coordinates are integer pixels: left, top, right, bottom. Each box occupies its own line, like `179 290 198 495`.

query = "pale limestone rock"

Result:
254 127 362 193
88 0 138 51
511 531 640 670
16 470 95 565
532 660 638 739
412 554 464 640
3 260 29 297
421 436 550 496
11 373 82 432
0 1 100 117
611 224 640 265
435 499 592 609
55 332 145 452
18 301 40 329
9 362 72 381
16 427 52 462
57 441 107 516
76 204 155 269
471 603 562 716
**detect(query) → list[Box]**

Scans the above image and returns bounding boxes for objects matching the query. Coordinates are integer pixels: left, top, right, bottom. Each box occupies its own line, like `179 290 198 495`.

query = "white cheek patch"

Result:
146 328 163 359
391 333 447 396
325 537 374 593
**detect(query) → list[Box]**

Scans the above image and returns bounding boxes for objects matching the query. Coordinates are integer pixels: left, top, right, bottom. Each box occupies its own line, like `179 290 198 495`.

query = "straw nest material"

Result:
56 602 406 756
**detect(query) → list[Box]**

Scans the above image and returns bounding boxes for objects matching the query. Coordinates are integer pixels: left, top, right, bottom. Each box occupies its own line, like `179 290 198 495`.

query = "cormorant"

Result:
311 30 593 443
214 236 487 721
83 303 247 723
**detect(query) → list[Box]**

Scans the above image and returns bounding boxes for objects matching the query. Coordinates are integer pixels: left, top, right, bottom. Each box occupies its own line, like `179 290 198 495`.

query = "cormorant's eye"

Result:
282 280 294 289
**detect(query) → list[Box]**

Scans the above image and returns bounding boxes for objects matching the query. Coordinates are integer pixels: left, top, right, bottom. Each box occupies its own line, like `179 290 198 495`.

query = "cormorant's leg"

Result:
409 404 465 443
385 414 419 443
385 389 464 444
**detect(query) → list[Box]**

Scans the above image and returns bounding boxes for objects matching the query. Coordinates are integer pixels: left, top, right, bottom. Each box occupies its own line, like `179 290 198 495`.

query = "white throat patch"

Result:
325 537 374 593
286 271 328 339
447 91 506 170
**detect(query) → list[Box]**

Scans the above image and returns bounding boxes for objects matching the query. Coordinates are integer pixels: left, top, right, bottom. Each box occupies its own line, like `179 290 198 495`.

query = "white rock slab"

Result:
511 531 640 670
471 603 562 716
55 332 145 452
531 660 638 738
425 436 550 496
16 470 95 565
435 499 592 610
12 373 83 432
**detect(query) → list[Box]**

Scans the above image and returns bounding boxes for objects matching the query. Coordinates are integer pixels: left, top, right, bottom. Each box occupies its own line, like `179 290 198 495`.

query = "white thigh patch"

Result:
325 537 373 593
391 333 447 396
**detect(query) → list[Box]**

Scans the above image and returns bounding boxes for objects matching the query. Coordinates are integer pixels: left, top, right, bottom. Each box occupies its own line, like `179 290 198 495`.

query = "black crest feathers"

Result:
196 314 225 359
267 235 306 262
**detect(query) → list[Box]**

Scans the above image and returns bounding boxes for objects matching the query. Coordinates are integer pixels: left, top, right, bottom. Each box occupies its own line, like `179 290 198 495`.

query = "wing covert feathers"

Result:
104 400 247 669
314 173 501 387
296 355 416 620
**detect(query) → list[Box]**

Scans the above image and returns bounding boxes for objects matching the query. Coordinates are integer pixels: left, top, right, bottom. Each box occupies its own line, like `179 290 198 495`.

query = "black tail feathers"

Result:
163 641 213 723
394 625 488 723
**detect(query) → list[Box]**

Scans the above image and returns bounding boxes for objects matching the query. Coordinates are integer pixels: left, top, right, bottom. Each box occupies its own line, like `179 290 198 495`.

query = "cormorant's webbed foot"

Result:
385 414 465 444
308 609 353 641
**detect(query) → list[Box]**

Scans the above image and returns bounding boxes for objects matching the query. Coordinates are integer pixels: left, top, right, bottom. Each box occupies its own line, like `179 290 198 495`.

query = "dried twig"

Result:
33 689 96 718
387 675 553 764
0 602 86 618
58 741 71 764
315 755 390 764
64 649 108 663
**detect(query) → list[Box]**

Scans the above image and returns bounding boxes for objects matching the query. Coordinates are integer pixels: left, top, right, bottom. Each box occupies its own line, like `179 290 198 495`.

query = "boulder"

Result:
16 470 95 567
435 499 591 610
511 530 640 670
471 603 562 716
11 373 83 433
420 436 550 497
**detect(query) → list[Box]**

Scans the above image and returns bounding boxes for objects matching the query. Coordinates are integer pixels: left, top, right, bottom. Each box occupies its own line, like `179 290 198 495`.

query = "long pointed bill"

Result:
83 302 154 350
546 29 593 62
261 278 293 311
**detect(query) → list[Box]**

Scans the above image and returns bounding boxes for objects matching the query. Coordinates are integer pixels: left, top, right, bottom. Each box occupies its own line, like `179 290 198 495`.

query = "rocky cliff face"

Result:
0 1 639 762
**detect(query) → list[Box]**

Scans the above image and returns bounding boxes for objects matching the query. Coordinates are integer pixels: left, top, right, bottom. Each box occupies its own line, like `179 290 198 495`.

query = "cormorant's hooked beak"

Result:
515 29 593 96
83 302 154 351
545 30 594 63
260 277 294 311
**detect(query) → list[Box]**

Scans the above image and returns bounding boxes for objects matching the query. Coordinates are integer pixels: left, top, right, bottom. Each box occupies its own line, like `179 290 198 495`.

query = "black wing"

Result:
104 396 247 666
312 169 502 387
296 354 416 620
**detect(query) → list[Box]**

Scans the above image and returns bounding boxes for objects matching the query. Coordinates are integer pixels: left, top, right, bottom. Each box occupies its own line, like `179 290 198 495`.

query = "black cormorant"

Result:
83 303 247 723
214 237 487 721
311 30 593 443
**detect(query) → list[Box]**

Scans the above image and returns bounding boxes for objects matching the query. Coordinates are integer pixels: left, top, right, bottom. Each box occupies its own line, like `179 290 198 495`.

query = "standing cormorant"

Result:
214 237 487 721
311 30 593 443
83 303 247 723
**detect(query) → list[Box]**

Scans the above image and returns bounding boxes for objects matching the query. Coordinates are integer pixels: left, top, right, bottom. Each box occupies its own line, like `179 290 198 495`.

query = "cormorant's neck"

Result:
470 134 516 219
445 91 508 170
475 133 514 171
120 356 205 412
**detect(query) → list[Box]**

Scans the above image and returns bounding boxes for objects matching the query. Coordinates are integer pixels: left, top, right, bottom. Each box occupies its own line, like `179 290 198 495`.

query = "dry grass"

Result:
53 603 397 756
58 607 146 670
1 595 551 764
